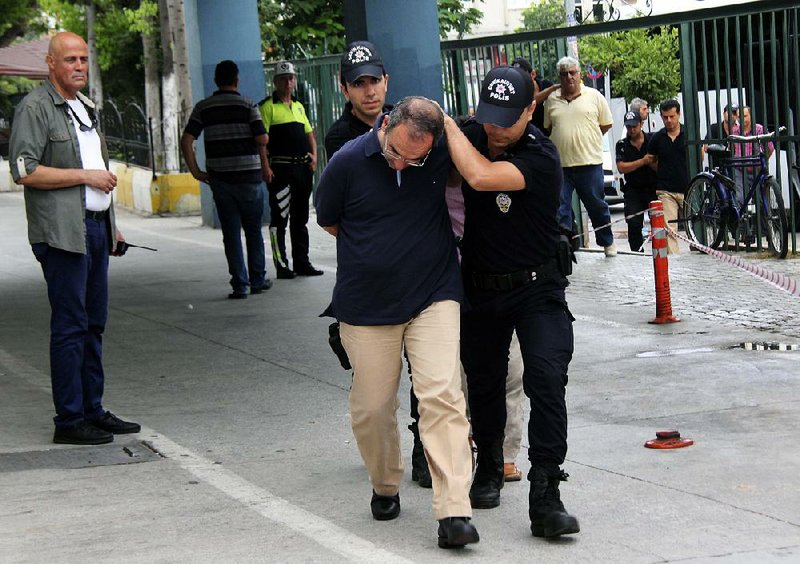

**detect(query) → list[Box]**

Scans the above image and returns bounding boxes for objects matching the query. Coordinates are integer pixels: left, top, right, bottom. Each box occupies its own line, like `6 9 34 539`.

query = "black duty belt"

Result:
269 155 311 165
85 209 108 221
468 260 560 291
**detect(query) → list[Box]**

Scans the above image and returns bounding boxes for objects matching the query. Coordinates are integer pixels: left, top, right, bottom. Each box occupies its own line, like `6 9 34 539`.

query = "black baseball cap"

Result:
341 41 385 84
624 111 641 126
510 56 533 73
475 66 535 128
725 103 739 113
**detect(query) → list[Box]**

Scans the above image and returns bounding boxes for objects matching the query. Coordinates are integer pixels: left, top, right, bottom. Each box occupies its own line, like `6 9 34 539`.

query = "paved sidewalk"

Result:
1 191 799 563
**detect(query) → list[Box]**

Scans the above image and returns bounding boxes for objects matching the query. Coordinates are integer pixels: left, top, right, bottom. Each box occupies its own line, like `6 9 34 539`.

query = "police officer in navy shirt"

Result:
442 65 580 539
616 111 657 252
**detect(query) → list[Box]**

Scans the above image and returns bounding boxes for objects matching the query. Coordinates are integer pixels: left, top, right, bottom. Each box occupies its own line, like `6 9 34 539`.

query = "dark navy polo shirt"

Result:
460 121 563 274
314 118 462 326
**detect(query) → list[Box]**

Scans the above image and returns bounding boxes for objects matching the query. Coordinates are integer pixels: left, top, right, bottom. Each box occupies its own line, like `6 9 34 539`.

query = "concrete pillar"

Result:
343 0 443 105
184 0 265 227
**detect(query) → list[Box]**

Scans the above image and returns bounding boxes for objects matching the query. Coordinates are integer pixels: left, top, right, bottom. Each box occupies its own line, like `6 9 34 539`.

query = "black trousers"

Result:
461 281 573 473
267 163 313 269
624 187 657 252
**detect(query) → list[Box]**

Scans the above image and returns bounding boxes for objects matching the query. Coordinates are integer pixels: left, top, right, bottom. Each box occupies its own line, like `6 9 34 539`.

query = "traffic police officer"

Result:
259 61 322 278
442 65 580 539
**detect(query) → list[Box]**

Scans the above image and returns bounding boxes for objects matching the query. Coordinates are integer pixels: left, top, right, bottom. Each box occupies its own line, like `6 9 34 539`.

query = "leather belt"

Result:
468 261 560 291
85 209 108 221
269 155 310 165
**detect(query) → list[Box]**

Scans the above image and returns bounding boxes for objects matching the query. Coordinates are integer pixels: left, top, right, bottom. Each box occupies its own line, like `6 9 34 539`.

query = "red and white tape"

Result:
665 225 800 299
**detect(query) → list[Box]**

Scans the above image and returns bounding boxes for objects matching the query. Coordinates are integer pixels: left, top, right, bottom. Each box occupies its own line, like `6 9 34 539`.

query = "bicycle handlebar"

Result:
727 125 786 143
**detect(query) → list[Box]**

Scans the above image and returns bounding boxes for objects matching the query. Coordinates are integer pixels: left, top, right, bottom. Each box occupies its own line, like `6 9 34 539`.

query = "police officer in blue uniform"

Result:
442 65 580 539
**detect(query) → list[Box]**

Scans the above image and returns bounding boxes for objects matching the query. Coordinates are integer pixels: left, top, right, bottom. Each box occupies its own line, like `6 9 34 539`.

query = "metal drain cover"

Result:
0 440 163 473
731 342 799 351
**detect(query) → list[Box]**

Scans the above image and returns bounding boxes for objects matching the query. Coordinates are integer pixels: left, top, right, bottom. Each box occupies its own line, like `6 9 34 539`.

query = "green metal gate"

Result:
270 0 800 253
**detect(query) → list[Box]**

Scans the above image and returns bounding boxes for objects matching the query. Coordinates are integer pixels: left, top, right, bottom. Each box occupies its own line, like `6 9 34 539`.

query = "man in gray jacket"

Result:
10 32 140 445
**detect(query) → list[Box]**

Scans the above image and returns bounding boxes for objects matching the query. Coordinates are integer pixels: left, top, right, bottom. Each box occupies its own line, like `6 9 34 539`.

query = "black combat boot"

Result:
469 437 504 508
528 465 580 537
408 423 432 488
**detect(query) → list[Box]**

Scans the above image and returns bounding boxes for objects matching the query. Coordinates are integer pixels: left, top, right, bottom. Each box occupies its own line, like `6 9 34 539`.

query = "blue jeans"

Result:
210 180 268 293
32 217 109 428
558 164 614 248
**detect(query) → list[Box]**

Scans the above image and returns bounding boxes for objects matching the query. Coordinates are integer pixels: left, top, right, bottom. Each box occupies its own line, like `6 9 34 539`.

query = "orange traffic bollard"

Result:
648 200 680 324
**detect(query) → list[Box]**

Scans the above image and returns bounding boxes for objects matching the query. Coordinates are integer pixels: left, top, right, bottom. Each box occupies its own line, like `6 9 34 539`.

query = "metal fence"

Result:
100 99 154 173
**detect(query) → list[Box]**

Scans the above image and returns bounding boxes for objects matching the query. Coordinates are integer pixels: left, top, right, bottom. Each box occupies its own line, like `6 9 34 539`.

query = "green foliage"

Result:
0 76 38 119
438 0 483 39
0 0 44 47
259 0 345 60
258 0 485 59
578 26 680 107
517 0 566 33
38 0 147 103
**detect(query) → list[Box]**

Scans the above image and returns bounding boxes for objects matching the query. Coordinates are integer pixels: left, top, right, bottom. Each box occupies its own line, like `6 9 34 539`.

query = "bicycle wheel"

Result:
684 176 725 249
759 177 789 258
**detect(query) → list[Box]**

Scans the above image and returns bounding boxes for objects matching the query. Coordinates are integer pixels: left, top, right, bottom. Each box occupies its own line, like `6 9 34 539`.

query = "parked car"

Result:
603 133 623 205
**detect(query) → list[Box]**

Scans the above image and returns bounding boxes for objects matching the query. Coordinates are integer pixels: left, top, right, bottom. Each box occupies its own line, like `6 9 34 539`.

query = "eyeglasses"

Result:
559 70 579 77
382 133 431 167
66 103 98 132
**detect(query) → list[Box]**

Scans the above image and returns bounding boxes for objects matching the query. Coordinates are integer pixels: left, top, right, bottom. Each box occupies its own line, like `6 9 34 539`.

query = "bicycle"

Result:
683 126 789 258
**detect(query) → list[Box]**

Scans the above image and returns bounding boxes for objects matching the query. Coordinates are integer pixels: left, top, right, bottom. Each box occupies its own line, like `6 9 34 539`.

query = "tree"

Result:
517 0 566 33
258 0 485 60
0 0 44 47
258 0 345 60
438 0 483 40
578 26 680 107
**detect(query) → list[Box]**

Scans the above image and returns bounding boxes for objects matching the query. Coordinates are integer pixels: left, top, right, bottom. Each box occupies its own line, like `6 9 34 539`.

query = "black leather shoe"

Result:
294 264 324 276
53 421 113 445
250 280 273 294
276 266 296 279
437 517 479 549
370 491 400 521
228 292 248 300
89 411 141 434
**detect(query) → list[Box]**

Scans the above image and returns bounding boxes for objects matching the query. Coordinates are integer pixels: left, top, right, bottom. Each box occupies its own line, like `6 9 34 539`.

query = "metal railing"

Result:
100 99 154 173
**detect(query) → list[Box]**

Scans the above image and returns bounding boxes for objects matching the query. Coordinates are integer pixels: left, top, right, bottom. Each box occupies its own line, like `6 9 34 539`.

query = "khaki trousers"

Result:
340 300 473 519
503 332 525 463
657 190 685 255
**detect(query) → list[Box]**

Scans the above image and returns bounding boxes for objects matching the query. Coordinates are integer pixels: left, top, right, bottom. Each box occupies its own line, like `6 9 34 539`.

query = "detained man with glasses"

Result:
10 32 140 446
315 97 479 549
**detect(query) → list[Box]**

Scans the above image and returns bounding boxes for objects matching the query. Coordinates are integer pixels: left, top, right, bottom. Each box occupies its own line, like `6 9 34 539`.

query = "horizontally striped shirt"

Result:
184 90 266 183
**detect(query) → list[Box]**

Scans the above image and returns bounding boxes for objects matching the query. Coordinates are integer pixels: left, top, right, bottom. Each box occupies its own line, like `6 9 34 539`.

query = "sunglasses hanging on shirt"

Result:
66 103 98 132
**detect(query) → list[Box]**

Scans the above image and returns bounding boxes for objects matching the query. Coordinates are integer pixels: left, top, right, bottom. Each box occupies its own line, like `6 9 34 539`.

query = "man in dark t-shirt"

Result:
181 60 270 298
648 99 690 254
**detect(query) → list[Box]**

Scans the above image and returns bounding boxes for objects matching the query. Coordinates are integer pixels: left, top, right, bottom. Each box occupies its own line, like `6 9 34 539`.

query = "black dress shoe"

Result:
250 280 273 294
294 265 324 276
276 266 296 279
228 292 248 300
53 421 113 445
370 491 400 521
89 411 141 434
437 517 480 549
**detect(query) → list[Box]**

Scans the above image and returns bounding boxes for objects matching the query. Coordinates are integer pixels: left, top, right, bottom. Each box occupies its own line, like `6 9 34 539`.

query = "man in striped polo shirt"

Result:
181 60 272 299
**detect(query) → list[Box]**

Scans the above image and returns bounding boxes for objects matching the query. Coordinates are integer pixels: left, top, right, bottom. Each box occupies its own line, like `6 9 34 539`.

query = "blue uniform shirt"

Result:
315 120 462 326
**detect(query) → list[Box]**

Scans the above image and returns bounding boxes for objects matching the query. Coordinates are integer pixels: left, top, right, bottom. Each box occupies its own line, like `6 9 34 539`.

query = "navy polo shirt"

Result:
314 119 462 326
